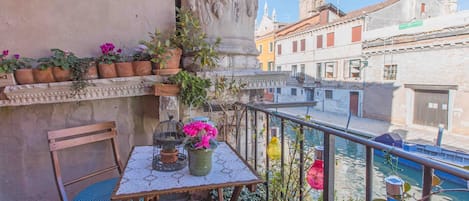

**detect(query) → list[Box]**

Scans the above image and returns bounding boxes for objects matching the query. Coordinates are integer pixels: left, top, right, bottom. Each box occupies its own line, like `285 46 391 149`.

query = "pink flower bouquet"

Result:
183 121 218 150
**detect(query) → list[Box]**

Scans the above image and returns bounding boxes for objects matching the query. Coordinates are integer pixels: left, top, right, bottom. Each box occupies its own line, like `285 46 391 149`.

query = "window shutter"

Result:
343 61 350 78
278 44 282 55
327 32 334 47
317 35 323 49
292 41 298 52
300 39 306 51
352 26 362 42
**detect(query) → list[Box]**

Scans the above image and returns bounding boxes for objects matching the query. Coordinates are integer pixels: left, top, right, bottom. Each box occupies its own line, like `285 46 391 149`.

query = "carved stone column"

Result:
182 0 259 70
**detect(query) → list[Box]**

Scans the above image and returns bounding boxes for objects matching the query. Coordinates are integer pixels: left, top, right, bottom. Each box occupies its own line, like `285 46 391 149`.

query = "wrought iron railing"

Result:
232 102 469 201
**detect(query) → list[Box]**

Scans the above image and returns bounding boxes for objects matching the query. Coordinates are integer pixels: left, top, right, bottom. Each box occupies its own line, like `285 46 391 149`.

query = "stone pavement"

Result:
277 107 469 153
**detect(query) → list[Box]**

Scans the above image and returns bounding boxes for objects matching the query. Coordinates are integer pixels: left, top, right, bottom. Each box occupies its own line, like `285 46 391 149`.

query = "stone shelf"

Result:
1 75 163 107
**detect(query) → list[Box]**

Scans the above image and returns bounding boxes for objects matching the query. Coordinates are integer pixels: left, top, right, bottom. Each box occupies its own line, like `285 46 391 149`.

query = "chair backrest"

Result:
48 121 124 201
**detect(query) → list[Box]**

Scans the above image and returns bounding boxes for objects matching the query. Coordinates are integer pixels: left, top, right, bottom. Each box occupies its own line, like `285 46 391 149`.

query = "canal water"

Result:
280 125 469 200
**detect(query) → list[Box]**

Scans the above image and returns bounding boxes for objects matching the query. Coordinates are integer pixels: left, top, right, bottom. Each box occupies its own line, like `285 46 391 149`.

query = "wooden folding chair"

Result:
48 121 124 201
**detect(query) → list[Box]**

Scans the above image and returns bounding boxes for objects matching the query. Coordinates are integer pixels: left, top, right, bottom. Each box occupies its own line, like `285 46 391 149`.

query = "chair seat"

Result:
73 177 119 201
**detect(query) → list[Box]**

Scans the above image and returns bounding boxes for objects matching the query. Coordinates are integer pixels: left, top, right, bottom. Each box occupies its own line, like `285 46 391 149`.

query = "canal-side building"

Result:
255 2 287 102
362 9 469 134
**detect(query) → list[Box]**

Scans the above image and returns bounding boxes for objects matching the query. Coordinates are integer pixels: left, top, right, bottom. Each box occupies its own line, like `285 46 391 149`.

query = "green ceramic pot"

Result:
187 148 213 176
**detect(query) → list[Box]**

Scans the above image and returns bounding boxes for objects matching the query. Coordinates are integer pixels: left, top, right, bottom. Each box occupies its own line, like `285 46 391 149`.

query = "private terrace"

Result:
1 1 468 201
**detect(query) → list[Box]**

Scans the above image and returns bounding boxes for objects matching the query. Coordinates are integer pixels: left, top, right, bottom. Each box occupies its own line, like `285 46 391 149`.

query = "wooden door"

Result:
350 92 359 116
413 90 448 128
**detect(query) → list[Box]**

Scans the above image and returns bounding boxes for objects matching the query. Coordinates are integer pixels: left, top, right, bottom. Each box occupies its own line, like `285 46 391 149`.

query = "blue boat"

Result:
373 133 469 187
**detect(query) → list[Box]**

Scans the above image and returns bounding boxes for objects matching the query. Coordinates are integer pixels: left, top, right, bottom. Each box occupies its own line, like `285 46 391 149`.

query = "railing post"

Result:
366 146 374 201
299 125 305 201
254 110 258 171
266 113 270 201
242 106 248 155
422 166 433 201
323 133 335 201
245 110 249 160
280 119 285 197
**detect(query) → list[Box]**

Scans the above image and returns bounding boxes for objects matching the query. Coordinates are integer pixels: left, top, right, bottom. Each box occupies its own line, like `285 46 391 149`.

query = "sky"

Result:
257 0 469 23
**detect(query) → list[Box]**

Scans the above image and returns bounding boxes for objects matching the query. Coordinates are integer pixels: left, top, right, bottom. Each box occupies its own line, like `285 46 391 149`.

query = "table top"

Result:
112 142 262 199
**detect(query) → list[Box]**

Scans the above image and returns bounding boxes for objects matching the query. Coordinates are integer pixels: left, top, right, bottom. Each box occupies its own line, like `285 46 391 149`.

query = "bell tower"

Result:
299 0 325 19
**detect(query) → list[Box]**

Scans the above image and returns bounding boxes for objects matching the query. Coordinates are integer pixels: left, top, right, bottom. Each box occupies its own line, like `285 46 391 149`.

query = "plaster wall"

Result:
0 96 158 201
363 46 469 134
0 0 175 58
313 88 363 116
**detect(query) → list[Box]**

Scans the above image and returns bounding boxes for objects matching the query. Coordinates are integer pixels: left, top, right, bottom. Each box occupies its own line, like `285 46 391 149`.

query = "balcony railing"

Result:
230 102 469 201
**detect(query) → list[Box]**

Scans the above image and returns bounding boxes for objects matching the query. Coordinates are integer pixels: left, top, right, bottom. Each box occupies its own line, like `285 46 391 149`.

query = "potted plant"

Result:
70 57 97 95
115 49 135 77
1 50 34 85
172 8 221 71
98 42 120 78
183 121 218 176
132 45 152 76
141 30 182 76
36 49 78 83
167 71 211 107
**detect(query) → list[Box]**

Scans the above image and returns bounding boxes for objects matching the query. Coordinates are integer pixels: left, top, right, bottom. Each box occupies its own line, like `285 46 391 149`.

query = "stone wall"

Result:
0 96 158 201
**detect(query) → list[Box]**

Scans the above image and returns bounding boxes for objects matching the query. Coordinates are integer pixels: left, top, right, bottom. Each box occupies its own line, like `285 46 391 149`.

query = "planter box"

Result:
0 73 17 87
154 84 180 96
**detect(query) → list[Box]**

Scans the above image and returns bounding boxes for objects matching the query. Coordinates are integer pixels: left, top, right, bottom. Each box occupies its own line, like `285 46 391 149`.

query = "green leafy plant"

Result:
167 71 211 107
172 7 221 70
70 57 95 96
0 50 34 73
140 30 174 68
37 48 78 70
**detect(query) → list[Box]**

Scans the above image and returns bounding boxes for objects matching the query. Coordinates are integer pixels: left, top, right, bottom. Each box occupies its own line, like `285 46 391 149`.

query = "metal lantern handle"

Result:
188 95 213 121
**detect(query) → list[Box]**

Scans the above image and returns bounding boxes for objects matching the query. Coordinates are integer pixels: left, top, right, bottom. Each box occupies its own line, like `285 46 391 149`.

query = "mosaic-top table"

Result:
111 142 263 201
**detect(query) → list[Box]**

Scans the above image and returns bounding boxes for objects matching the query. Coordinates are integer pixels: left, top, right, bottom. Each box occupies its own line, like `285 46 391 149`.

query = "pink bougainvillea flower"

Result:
100 43 115 55
2 50 8 56
13 54 20 59
117 49 122 54
195 134 211 149
205 126 218 137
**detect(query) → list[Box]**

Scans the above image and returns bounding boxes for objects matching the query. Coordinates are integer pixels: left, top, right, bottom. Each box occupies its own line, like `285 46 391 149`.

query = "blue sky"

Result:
257 0 469 23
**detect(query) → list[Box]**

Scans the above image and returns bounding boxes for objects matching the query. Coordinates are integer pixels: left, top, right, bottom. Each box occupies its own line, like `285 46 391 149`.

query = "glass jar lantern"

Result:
152 116 187 171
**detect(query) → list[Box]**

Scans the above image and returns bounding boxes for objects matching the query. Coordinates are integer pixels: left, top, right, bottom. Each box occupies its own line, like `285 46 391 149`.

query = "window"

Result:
300 39 306 51
277 44 282 55
259 62 263 70
292 41 298 53
384 65 397 80
325 62 337 78
301 90 304 95
317 35 323 48
269 42 273 52
325 90 333 99
268 61 274 71
258 44 263 53
421 3 426 14
269 88 274 93
327 32 335 47
316 63 322 78
352 26 362 42
291 65 298 77
277 88 281 94
300 64 305 74
291 88 297 96
349 59 361 78
277 66 282 71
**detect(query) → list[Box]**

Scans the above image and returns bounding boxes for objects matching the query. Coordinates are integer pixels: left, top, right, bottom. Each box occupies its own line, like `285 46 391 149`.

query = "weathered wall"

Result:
0 96 158 201
0 0 175 58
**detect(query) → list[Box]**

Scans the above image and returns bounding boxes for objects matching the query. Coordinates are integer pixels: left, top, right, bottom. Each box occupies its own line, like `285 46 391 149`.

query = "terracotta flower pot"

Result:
160 149 179 164
52 67 71 82
132 61 152 76
154 84 180 96
33 68 56 83
98 63 117 78
14 69 35 85
115 62 134 77
85 64 98 80
165 48 182 69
